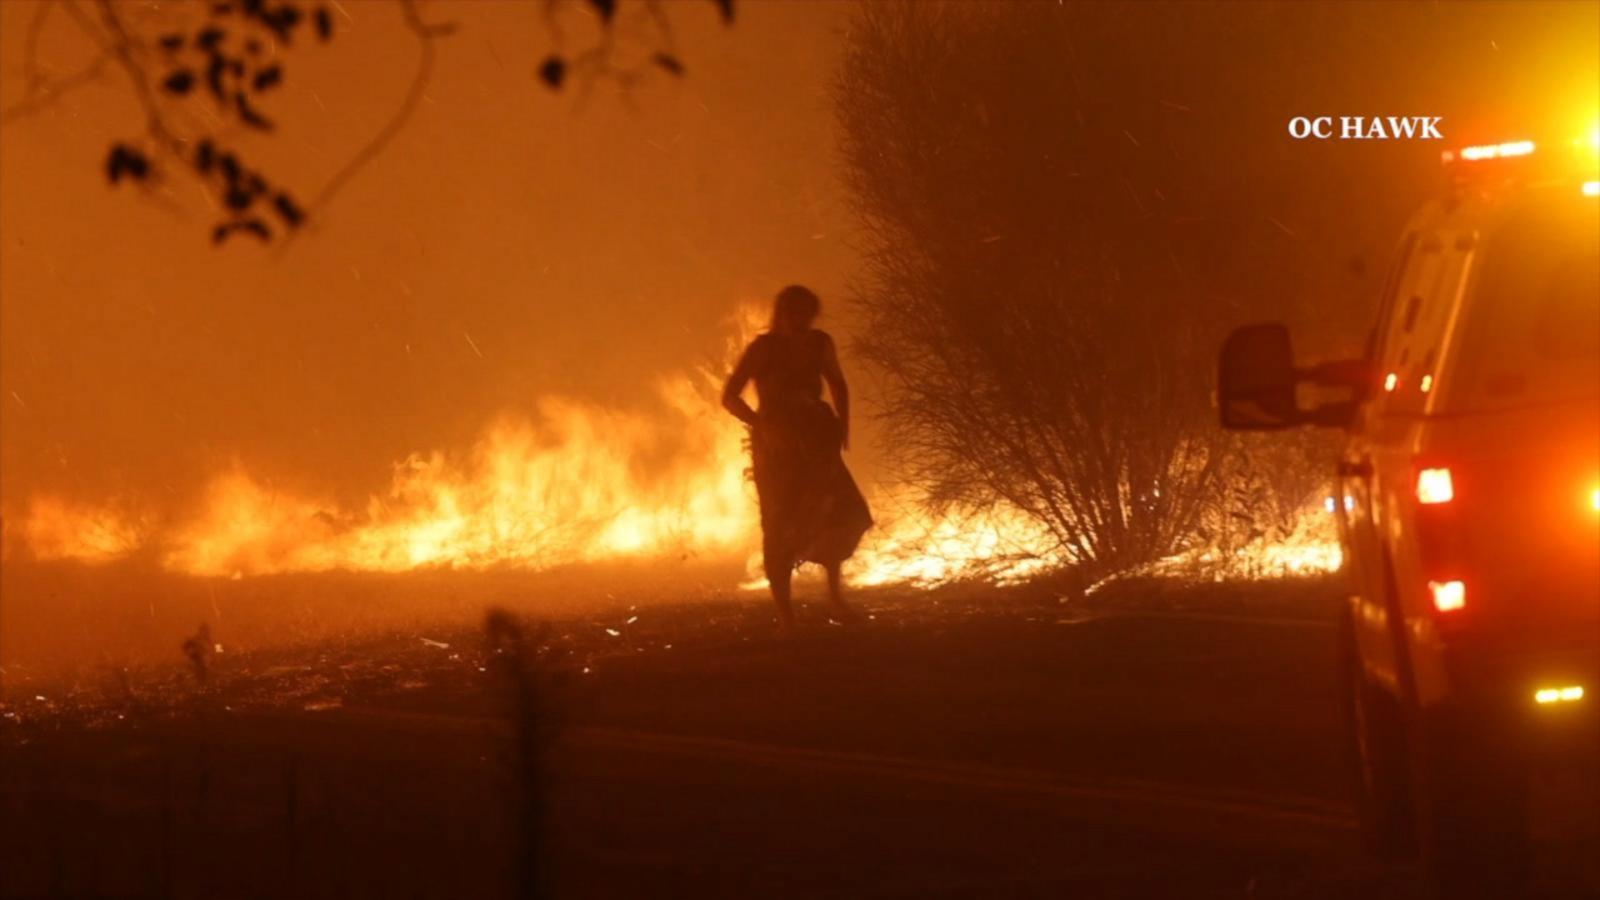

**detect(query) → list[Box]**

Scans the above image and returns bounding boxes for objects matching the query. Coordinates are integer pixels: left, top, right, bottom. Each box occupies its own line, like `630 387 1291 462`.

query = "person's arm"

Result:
722 343 760 426
820 333 850 451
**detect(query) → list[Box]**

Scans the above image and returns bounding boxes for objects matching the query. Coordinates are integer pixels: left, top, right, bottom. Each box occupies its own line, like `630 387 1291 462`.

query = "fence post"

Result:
159 755 173 898
284 753 299 894
484 610 555 900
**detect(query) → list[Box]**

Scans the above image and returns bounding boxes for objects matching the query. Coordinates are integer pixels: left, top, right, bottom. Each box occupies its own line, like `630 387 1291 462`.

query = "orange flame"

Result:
843 495 1062 587
8 306 1338 586
163 387 752 578
13 496 144 564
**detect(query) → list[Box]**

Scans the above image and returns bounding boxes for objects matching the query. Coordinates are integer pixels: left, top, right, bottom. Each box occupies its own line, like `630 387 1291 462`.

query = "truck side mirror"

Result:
1219 323 1299 430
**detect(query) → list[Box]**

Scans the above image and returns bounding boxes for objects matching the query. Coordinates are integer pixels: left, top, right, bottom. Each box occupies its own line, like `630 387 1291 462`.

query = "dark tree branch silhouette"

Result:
2 2 114 123
3 0 735 246
295 0 449 247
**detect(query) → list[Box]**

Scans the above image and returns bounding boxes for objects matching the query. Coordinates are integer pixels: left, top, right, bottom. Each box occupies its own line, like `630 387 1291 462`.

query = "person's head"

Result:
771 285 820 333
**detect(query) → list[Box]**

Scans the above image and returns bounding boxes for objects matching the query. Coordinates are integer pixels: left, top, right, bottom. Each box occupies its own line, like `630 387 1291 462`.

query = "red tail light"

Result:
1429 579 1466 612
1415 462 1465 617
1416 467 1454 504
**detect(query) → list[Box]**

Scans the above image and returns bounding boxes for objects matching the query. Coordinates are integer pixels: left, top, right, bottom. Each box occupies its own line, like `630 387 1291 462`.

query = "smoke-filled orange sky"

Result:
2 0 1596 565
1 0 861 519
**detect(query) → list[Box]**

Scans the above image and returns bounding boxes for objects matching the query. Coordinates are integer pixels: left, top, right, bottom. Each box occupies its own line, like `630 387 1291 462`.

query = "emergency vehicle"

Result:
1217 129 1600 894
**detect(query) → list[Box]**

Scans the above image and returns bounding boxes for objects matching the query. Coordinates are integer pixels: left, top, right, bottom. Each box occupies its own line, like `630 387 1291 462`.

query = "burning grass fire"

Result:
5 307 1337 589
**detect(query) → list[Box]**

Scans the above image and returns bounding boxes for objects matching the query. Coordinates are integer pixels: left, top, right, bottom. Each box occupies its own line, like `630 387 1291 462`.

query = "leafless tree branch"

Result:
4 0 733 246
293 0 454 242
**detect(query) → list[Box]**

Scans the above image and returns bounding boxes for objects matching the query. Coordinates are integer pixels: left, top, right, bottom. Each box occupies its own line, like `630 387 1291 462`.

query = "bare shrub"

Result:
836 2 1345 581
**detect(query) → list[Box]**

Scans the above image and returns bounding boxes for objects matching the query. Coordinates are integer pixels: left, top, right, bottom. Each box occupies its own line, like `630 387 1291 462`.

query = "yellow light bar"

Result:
1534 685 1585 704
1584 181 1599 197
1457 140 1536 161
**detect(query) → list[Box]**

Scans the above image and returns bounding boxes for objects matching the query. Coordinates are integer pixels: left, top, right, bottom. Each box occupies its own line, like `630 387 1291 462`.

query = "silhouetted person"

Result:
722 286 872 628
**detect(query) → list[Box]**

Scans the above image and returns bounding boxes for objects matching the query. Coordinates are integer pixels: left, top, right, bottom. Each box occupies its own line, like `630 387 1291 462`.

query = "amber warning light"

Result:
1534 686 1585 705
1441 139 1536 164
1442 128 1599 188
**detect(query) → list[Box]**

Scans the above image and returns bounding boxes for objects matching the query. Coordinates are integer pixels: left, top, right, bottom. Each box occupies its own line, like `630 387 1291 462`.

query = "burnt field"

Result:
4 572 1597 899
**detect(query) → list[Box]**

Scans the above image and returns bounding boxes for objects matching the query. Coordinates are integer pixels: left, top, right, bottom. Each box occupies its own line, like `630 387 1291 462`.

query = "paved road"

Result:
534 605 1391 898
5 585 1594 898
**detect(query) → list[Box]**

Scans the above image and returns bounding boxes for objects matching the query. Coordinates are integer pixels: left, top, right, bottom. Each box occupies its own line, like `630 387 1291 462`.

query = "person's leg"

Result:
824 561 858 622
764 537 795 629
